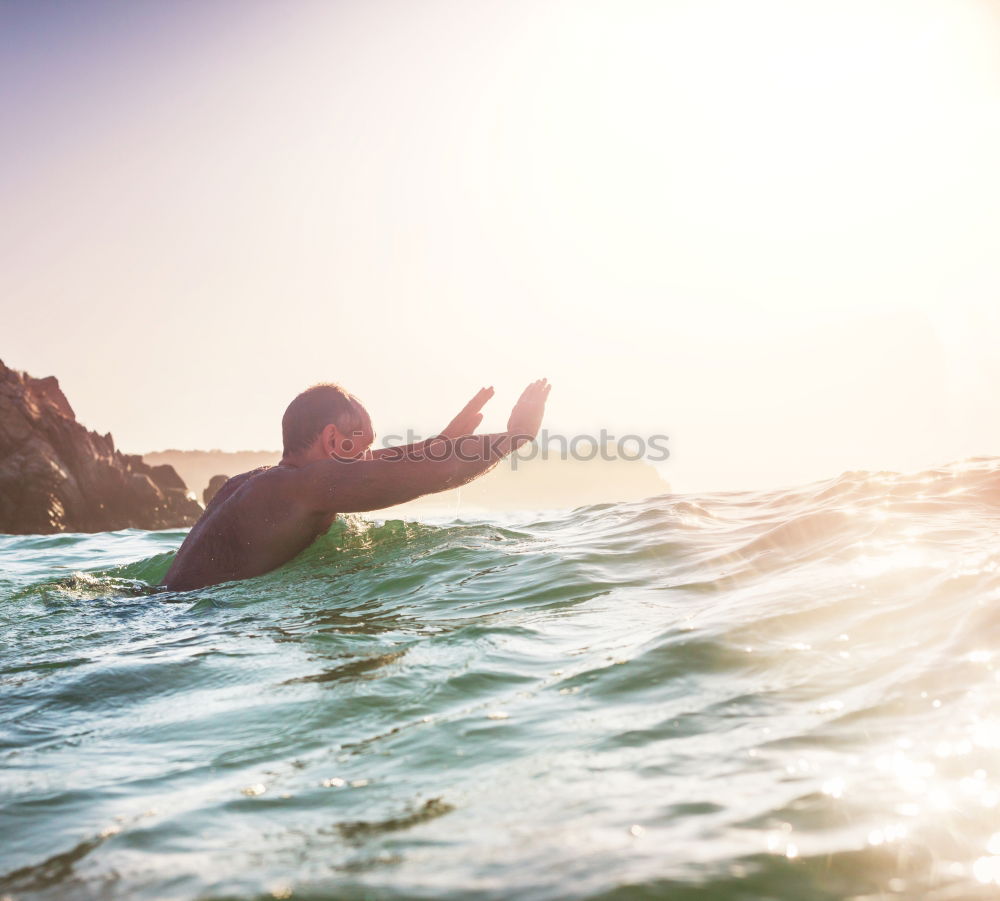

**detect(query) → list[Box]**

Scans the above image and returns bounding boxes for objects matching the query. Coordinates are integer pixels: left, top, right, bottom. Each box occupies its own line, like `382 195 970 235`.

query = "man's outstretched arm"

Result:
295 380 550 513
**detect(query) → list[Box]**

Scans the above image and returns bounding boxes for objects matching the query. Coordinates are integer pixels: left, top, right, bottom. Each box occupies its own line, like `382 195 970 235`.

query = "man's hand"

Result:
507 379 551 442
440 386 494 440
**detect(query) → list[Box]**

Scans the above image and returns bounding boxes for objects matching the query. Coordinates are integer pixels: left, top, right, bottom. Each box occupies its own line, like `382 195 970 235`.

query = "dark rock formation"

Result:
203 474 230 506
0 359 203 534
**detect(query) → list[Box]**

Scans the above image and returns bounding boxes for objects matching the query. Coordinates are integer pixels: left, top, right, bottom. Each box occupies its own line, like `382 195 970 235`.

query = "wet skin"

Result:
161 380 551 591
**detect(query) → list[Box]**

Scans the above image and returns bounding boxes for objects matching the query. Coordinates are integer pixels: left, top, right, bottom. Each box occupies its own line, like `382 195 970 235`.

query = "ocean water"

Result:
3 461 1000 901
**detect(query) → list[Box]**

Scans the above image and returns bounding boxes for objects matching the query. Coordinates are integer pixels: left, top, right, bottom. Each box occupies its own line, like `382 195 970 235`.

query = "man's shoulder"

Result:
233 464 278 483
228 464 296 492
210 466 291 509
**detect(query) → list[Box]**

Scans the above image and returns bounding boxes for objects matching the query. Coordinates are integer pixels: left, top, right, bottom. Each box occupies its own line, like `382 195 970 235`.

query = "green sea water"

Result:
3 461 1000 900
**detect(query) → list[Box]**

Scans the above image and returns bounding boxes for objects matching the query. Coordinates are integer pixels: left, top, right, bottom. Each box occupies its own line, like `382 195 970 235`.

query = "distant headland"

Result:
143 447 670 516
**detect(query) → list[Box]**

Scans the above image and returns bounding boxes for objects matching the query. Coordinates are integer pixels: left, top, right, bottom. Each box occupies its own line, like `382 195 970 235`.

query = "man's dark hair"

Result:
282 383 361 456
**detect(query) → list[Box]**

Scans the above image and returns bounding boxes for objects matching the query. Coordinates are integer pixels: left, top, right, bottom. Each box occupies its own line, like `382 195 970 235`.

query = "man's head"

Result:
281 383 374 463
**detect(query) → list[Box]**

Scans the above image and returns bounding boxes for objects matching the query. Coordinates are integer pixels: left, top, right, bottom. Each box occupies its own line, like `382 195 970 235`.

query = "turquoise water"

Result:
3 461 1000 900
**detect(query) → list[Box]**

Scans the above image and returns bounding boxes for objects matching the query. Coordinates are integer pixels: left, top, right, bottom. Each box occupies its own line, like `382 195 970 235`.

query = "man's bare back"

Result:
161 380 550 592
161 466 334 591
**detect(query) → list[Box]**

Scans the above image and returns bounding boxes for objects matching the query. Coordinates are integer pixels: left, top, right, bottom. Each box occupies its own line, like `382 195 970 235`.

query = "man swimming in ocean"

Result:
161 379 551 591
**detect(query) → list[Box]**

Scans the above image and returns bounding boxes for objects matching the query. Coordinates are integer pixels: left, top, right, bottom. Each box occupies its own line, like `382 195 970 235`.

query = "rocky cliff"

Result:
0 360 202 534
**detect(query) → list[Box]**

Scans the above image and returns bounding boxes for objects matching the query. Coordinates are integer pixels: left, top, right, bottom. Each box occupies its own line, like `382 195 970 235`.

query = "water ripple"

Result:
3 460 1000 899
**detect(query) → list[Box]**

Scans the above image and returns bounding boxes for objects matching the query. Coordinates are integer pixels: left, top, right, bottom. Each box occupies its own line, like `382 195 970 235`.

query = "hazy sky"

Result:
3 0 1000 490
